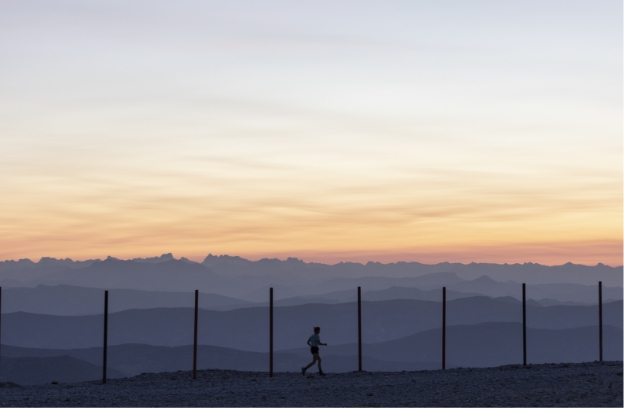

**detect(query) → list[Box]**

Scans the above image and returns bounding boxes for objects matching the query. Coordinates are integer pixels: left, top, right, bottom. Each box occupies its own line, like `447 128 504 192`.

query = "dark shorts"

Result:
310 346 319 355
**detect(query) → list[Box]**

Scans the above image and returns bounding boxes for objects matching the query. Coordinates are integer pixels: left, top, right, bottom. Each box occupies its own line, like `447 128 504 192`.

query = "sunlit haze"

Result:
1 0 622 266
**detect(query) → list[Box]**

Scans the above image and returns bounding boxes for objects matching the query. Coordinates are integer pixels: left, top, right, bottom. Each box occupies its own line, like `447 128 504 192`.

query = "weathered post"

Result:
442 286 446 370
103 290 108 384
193 289 199 379
522 283 526 366
269 287 273 377
598 281 603 362
358 286 362 371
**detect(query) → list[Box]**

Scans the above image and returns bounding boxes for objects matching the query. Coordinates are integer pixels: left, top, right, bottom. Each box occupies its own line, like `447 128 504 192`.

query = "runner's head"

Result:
314 326 320 333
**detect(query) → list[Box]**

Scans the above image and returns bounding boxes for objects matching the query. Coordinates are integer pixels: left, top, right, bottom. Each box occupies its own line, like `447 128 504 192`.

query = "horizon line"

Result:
1 253 621 269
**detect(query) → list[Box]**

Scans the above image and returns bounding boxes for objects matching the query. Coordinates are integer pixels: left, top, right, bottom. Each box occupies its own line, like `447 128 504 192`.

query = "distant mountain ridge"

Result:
1 344 435 380
1 254 620 386
1 254 621 286
2 322 620 383
0 255 621 302
2 298 620 351
284 323 623 367
0 355 124 385
0 285 253 315
2 283 614 316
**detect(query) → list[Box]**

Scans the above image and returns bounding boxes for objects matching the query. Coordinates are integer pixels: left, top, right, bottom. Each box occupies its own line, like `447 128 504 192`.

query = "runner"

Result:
302 326 327 376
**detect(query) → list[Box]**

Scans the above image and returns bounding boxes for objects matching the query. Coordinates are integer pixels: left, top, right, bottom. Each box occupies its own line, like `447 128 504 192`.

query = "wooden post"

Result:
103 290 108 384
522 283 526 366
442 286 446 370
269 287 273 377
358 286 362 371
193 289 198 379
599 281 603 362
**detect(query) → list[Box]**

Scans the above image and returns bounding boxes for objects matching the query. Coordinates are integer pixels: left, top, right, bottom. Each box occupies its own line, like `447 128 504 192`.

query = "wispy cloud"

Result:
0 0 621 265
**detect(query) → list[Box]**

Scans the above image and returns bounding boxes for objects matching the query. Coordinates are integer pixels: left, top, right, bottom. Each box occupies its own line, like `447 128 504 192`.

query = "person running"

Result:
302 326 327 376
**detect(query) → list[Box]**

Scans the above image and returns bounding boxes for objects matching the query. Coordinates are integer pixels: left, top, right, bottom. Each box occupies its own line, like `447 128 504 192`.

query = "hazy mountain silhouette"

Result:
1 344 436 379
0 258 97 287
2 323 619 381
1 266 619 306
322 275 621 304
2 299 620 351
1 283 608 316
444 276 623 303
0 355 124 385
278 282 621 305
269 285 480 307
38 258 225 292
2 254 619 384
0 285 252 315
241 273 467 301
284 323 623 367
2 256 621 295
200 255 622 286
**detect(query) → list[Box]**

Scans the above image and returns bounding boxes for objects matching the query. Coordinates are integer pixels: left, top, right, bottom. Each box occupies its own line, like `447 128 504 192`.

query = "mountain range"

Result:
0 254 620 386
1 256 621 297
1 322 620 384
2 298 620 351
3 281 619 316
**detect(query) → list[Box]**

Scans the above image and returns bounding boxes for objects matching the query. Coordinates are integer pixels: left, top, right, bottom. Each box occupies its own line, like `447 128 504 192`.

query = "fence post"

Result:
442 286 446 370
103 290 108 384
269 287 273 377
193 289 198 379
598 281 603 362
522 283 526 366
358 286 362 371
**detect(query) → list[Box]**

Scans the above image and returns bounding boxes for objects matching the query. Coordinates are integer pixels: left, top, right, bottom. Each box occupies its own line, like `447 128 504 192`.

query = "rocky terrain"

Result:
0 361 621 407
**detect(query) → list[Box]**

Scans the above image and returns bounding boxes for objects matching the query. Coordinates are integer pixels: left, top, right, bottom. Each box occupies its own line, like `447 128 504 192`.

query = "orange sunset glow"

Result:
0 1 622 266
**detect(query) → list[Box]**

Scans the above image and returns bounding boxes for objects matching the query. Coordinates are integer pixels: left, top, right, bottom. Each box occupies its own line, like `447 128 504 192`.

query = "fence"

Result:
0 281 608 383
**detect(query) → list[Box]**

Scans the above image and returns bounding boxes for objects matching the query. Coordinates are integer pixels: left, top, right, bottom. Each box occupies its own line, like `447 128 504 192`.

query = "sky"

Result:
0 0 622 266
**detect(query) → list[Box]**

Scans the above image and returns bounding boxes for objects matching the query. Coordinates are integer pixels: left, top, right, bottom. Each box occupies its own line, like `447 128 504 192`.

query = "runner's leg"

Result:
305 354 318 370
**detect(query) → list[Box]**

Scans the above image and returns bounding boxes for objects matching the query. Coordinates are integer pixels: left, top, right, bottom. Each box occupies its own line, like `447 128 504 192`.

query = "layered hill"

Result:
0 285 252 315
0 356 124 385
286 323 622 366
2 299 621 351
3 281 619 316
1 322 620 383
1 256 621 300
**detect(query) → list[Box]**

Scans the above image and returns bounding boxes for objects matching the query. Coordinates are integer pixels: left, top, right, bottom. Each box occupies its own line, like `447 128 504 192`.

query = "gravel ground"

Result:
0 361 621 407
